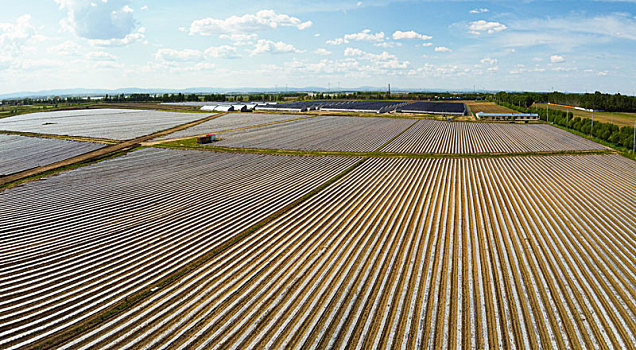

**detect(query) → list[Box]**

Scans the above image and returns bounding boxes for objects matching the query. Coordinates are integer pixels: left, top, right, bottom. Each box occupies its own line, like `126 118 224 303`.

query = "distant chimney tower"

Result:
388 83 391 97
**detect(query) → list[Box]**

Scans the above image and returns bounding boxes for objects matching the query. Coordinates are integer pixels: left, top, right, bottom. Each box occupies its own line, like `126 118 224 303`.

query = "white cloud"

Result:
550 55 565 63
326 29 385 45
144 60 215 73
345 29 384 42
189 10 312 36
392 30 432 41
468 20 507 35
344 47 409 69
88 27 145 46
0 14 35 55
434 46 451 52
155 48 202 62
314 48 332 56
204 45 240 59
251 39 301 55
470 8 489 14
54 40 83 56
494 14 636 50
509 66 546 74
14 58 63 70
94 60 123 69
374 41 401 48
422 42 432 47
55 0 139 41
480 57 497 65
514 14 636 41
140 5 148 10
86 51 116 61
219 33 258 45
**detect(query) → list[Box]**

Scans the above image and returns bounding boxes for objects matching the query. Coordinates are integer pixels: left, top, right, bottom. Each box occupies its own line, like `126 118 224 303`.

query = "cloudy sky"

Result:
1 0 635 94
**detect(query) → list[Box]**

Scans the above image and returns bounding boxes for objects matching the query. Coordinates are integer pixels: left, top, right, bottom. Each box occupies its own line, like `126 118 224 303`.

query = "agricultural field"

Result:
381 120 606 154
535 103 636 127
0 109 208 140
465 101 514 114
58 154 636 349
1 106 634 350
0 148 358 349
154 113 303 140
0 134 103 175
211 115 415 152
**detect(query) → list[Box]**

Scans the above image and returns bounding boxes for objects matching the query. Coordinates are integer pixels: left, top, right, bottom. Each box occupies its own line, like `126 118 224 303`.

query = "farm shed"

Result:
255 104 308 113
232 104 248 112
476 112 540 121
214 105 234 112
200 105 217 111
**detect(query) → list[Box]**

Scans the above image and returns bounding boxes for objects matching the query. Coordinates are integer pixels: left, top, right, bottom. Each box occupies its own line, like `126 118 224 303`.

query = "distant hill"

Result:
0 87 491 99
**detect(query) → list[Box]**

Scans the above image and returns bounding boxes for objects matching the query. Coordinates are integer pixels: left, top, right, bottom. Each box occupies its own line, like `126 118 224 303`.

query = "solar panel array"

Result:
398 102 467 115
256 100 410 113
320 100 409 113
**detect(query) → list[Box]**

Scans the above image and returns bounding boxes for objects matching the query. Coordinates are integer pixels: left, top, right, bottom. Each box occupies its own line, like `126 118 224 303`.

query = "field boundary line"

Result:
0 130 119 144
151 142 616 159
43 156 368 350
375 119 419 152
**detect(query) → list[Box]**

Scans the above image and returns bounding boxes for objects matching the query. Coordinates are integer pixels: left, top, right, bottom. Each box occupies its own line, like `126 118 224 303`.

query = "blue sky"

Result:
1 0 635 94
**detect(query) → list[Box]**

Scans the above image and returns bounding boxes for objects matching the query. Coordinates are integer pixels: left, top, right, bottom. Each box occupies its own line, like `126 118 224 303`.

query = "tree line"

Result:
493 91 636 112
496 101 634 151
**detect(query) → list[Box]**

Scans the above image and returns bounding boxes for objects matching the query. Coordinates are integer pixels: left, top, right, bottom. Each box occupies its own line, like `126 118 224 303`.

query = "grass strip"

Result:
152 138 615 160
37 156 367 350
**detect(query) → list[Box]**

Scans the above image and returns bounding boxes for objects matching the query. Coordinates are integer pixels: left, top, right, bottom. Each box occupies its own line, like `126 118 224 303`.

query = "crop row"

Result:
212 115 415 152
0 109 207 140
59 154 636 349
0 134 103 176
154 113 301 140
0 148 358 349
380 120 606 154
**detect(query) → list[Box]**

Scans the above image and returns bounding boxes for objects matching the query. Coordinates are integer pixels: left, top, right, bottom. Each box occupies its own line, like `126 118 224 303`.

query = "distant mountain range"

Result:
0 87 495 99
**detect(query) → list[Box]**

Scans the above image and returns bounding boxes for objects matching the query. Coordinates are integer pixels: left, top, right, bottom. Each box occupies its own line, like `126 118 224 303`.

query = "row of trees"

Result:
0 96 92 106
497 101 635 151
101 93 291 103
308 91 487 101
493 91 636 112
1 93 288 106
